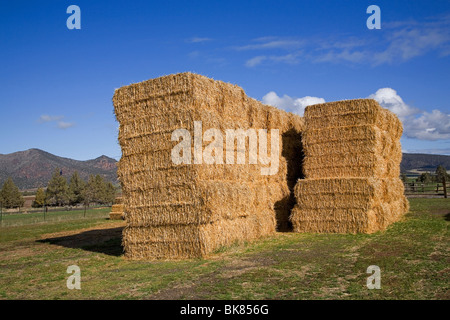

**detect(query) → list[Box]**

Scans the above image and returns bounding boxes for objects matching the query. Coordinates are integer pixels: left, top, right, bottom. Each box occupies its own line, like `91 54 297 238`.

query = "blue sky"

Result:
0 0 449 160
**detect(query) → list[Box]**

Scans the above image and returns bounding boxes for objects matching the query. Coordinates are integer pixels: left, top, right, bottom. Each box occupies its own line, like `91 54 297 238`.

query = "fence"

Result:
404 182 448 198
0 205 112 227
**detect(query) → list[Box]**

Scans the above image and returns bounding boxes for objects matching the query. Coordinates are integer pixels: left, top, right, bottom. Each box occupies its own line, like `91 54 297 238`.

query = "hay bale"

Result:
290 99 408 234
122 211 275 259
291 178 408 233
110 203 125 220
113 72 303 259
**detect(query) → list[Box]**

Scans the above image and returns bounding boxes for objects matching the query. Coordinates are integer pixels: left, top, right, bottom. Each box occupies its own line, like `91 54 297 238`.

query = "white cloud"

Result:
245 56 266 67
402 110 450 140
372 25 450 65
187 37 212 43
245 52 301 67
269 53 301 64
246 17 450 67
57 121 75 129
188 50 200 58
235 38 303 51
318 37 367 50
294 96 326 114
314 22 450 66
314 49 366 64
368 88 418 120
38 115 64 123
369 88 450 140
262 91 294 110
262 91 325 116
318 17 450 66
38 114 75 129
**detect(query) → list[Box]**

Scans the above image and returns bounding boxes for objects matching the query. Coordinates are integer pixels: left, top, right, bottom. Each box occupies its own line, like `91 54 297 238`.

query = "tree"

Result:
46 168 69 206
83 175 95 207
417 172 432 184
83 174 116 206
84 174 104 205
400 173 408 184
104 182 116 205
68 171 86 206
436 165 449 183
93 174 107 204
33 188 46 208
0 178 24 209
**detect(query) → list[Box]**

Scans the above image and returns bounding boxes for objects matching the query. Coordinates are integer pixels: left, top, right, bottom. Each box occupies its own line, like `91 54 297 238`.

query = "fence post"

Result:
443 177 448 199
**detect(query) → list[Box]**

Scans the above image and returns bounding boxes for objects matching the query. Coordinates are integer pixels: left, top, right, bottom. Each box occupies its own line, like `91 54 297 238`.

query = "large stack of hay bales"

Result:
113 73 303 259
290 99 409 233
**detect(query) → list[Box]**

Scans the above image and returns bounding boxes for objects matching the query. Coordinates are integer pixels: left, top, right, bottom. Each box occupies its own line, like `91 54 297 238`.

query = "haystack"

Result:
109 196 125 220
113 73 303 259
290 99 409 233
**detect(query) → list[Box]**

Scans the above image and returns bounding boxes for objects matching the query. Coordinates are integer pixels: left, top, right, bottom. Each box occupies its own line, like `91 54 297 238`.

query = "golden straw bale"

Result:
122 210 275 260
110 203 125 220
114 72 303 259
291 99 408 234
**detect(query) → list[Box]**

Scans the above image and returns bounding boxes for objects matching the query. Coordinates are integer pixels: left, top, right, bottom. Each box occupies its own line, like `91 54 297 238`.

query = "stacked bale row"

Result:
109 197 124 220
113 73 303 259
290 99 409 233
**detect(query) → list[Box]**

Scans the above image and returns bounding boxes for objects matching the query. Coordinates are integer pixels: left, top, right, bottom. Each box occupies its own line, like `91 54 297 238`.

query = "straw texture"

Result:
109 197 125 220
113 72 303 259
290 99 409 233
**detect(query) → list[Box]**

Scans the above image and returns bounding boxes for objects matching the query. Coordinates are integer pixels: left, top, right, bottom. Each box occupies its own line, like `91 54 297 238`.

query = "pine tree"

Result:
400 173 408 183
84 174 116 206
94 174 106 203
436 165 449 183
33 187 46 207
0 178 25 209
83 175 96 206
68 171 86 205
104 182 116 205
417 172 432 184
46 168 69 206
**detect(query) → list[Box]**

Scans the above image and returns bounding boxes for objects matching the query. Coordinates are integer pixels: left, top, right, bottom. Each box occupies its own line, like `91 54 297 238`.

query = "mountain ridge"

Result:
0 148 118 190
400 153 450 173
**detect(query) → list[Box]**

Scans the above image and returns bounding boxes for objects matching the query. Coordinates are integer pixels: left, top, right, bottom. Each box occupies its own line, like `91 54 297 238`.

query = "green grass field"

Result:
0 198 448 300
0 208 111 227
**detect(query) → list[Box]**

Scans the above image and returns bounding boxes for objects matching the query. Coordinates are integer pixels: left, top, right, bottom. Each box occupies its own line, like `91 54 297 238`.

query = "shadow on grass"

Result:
445 213 450 221
37 227 124 257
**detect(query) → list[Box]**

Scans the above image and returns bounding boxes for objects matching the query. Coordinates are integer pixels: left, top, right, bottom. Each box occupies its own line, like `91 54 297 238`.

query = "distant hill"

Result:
0 149 118 190
401 153 450 173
